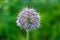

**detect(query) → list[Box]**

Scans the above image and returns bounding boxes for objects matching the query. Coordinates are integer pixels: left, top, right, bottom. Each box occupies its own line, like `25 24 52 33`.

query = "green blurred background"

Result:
0 0 60 40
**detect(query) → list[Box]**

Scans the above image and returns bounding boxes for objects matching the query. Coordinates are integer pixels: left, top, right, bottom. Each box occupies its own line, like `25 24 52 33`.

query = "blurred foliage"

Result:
0 0 60 40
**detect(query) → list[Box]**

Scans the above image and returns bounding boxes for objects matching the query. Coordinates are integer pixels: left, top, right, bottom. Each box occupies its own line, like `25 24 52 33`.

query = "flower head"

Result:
16 8 40 31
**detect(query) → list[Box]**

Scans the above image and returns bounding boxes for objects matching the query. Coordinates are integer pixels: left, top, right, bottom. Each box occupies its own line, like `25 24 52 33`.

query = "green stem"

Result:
26 30 29 40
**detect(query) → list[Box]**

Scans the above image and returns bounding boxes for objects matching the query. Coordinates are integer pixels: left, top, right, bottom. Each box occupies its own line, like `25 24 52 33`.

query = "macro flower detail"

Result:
16 8 40 31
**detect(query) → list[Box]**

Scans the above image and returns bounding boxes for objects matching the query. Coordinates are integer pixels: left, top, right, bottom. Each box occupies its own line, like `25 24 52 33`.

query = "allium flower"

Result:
16 8 40 31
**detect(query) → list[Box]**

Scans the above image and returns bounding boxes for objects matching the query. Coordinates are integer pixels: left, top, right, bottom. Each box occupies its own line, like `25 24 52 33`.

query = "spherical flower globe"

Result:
16 8 40 31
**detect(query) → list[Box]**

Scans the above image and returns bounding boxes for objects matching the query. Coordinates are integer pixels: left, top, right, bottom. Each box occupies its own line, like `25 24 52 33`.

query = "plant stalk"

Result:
26 30 29 40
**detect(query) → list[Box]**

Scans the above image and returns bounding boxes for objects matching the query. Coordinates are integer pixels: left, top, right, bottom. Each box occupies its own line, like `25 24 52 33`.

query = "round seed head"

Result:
16 8 40 31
